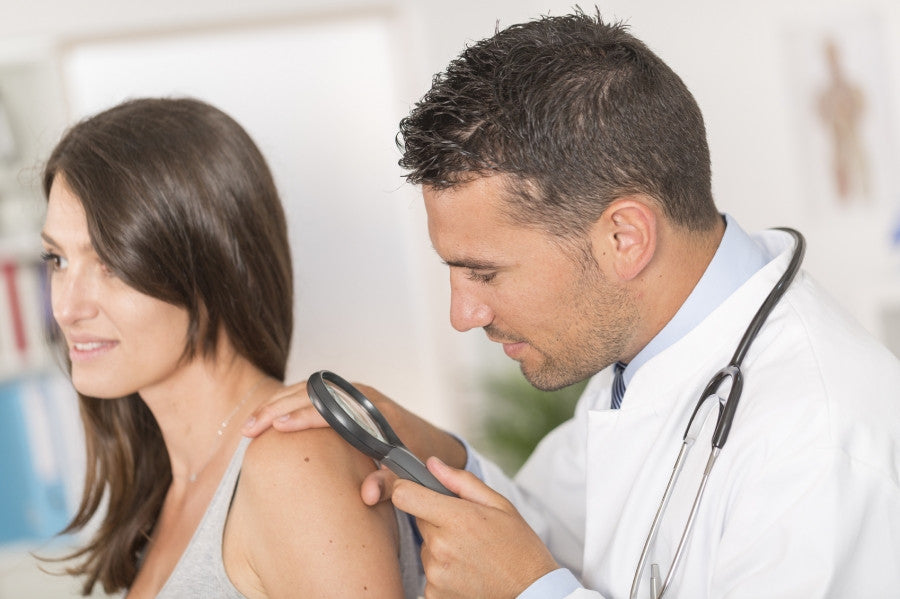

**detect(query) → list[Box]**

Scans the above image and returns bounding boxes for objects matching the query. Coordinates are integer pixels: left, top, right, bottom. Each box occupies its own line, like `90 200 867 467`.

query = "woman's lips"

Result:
69 339 118 362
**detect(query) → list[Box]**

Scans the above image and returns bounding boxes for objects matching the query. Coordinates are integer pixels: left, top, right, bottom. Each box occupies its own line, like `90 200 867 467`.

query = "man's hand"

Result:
393 457 559 598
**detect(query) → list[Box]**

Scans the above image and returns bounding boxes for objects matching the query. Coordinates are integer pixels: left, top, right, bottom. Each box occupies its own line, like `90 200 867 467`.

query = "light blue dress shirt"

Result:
512 214 770 598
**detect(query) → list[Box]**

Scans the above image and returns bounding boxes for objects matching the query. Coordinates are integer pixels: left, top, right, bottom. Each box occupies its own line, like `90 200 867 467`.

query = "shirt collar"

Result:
620 214 769 387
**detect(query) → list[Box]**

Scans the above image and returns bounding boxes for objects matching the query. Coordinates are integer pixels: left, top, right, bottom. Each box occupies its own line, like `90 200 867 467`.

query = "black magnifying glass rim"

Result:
307 370 399 460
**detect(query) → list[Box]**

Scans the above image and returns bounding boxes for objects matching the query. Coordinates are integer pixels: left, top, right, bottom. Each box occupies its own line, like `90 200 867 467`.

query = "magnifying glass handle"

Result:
382 446 456 497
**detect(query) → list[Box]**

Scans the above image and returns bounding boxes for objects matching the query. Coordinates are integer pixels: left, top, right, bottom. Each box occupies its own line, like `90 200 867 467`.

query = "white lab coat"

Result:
476 230 900 598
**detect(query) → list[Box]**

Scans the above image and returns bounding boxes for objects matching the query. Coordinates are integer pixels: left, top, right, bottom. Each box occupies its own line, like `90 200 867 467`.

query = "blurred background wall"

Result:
0 0 898 595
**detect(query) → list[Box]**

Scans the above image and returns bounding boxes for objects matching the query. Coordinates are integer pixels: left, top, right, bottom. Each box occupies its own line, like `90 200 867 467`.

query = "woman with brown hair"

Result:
39 97 416 598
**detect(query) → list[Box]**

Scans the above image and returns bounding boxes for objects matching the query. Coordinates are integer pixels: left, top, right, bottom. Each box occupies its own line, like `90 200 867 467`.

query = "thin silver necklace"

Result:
187 376 267 483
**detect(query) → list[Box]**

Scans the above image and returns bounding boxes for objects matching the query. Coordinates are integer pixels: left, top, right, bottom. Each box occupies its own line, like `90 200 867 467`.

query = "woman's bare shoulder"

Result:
225 428 403 597
242 426 376 483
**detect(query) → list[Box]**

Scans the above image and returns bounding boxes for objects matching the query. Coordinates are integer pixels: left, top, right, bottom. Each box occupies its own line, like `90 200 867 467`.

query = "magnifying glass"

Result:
307 370 455 496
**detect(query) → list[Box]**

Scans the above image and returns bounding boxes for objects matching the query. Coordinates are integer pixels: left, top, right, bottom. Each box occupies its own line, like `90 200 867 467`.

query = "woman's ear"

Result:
589 196 657 281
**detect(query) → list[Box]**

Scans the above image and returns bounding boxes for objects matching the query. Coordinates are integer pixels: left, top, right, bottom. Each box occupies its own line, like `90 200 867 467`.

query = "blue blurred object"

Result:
0 378 70 545
892 210 900 248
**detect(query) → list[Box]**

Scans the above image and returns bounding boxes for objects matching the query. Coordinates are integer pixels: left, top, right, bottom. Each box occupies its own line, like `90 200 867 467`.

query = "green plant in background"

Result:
473 368 587 476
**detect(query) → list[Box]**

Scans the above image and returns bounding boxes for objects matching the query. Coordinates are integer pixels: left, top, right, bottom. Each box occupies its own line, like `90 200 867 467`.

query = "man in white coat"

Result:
245 10 900 598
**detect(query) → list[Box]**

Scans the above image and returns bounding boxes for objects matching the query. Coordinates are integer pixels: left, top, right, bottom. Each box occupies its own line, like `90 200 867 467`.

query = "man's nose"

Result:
448 272 493 332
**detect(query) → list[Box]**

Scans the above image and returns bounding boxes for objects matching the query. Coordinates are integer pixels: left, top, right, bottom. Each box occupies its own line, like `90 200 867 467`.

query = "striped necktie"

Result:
611 362 626 409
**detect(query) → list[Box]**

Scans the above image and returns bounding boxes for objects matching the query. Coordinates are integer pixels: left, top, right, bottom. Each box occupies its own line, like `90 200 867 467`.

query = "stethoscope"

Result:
629 227 805 599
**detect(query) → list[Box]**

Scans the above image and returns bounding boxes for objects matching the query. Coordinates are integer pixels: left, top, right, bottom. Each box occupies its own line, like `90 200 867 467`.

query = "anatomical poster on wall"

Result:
782 11 898 214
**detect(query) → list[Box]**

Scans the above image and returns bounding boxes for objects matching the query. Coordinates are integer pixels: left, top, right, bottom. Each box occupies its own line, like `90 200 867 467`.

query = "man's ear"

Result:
589 196 657 281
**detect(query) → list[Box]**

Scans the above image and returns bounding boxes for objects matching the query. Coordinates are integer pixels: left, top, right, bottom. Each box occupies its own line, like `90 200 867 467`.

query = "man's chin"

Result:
519 356 600 391
520 365 572 392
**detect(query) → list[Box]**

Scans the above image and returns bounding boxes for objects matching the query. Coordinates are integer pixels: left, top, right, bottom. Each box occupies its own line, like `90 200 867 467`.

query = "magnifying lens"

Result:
307 370 455 496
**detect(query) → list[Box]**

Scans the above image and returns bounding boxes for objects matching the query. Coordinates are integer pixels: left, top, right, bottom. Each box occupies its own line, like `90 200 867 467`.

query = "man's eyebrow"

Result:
441 258 499 270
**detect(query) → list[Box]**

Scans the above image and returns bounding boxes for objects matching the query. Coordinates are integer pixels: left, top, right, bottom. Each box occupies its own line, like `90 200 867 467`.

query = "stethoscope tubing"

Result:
729 228 806 368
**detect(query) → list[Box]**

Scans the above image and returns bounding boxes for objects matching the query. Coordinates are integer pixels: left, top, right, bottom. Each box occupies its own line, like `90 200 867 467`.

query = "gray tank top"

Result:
156 436 423 598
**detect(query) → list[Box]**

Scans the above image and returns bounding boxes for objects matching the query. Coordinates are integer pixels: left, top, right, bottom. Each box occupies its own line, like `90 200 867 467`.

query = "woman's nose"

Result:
52 267 99 326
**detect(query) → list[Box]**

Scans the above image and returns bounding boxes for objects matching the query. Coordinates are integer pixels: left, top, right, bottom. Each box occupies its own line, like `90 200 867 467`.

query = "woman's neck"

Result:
139 353 273 486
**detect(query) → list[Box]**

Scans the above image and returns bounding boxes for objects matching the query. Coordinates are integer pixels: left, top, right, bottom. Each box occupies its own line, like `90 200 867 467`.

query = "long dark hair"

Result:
41 97 293 594
398 9 720 236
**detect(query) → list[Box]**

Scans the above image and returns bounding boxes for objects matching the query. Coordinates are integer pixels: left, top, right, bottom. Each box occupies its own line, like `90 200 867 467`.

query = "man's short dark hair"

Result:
398 9 720 236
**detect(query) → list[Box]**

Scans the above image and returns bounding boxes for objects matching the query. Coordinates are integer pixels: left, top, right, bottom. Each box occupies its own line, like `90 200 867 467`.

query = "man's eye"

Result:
467 270 497 284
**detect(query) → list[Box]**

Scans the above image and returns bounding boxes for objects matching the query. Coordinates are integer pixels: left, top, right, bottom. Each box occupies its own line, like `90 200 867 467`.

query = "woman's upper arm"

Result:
226 428 405 598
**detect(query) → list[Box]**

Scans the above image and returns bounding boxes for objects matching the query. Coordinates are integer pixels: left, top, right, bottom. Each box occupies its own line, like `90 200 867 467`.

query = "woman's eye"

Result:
40 251 68 271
